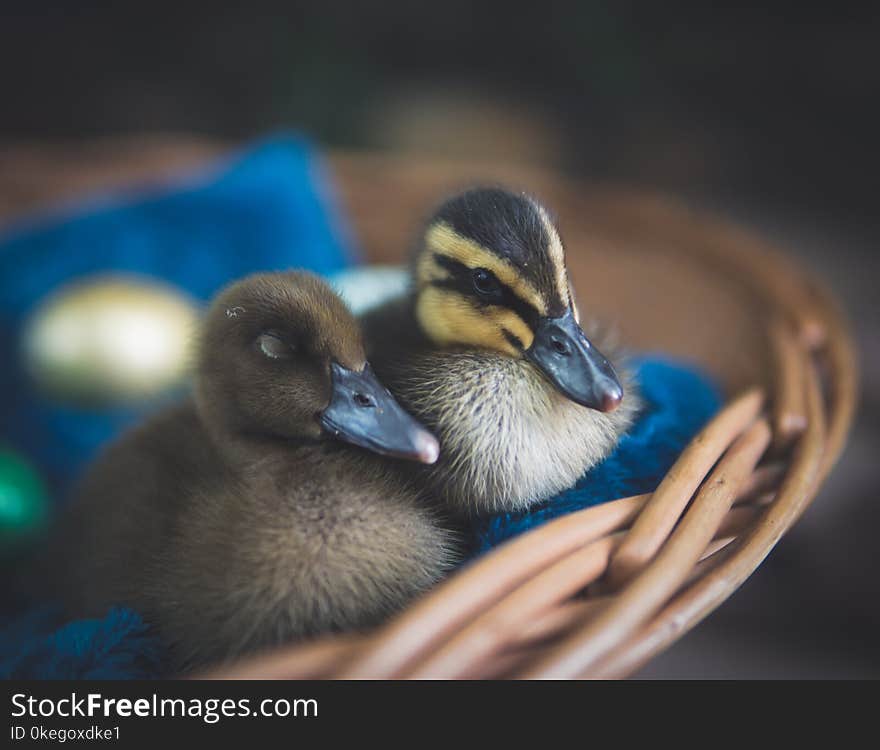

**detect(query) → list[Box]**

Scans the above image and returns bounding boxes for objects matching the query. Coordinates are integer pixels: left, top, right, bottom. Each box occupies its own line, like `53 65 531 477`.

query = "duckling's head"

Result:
196 271 438 463
413 187 623 412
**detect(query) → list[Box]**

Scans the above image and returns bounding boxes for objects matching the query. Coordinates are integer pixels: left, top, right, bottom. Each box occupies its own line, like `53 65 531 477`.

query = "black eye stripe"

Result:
502 329 525 351
430 253 542 328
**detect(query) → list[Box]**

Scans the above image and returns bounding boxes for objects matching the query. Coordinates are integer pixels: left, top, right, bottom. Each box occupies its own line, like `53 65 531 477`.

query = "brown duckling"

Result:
56 271 456 670
360 187 639 517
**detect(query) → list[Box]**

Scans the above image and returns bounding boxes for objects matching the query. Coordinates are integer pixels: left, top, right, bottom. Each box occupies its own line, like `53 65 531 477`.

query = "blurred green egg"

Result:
22 275 200 405
0 448 49 551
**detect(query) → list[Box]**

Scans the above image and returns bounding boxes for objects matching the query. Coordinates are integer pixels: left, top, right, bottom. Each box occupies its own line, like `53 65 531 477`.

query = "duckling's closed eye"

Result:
257 331 296 360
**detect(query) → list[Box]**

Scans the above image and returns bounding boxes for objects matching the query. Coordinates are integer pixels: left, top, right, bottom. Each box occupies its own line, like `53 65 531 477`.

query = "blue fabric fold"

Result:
0 607 163 680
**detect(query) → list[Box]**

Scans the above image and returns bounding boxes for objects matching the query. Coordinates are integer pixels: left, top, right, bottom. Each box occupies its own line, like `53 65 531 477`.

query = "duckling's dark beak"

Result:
526 309 623 412
319 362 440 464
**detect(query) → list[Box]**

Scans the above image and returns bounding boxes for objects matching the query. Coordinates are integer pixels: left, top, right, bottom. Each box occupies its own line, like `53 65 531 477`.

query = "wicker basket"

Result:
0 139 857 679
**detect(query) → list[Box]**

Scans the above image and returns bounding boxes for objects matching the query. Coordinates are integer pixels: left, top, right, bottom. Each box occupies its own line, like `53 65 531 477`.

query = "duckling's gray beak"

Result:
526 309 623 412
319 362 440 464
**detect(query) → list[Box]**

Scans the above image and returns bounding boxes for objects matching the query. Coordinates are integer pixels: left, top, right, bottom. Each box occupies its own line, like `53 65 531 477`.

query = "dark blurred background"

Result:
1 2 878 677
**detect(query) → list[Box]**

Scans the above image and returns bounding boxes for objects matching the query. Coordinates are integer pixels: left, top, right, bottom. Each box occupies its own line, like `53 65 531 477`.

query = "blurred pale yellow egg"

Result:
22 276 200 404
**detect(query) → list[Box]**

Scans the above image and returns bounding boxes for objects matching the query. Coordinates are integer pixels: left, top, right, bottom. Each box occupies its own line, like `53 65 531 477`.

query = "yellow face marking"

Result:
534 203 570 307
416 287 535 355
421 223 548 316
415 243 447 286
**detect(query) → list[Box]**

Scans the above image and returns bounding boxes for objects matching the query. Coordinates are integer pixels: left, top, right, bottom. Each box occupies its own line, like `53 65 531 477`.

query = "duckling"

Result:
56 271 456 670
360 187 639 517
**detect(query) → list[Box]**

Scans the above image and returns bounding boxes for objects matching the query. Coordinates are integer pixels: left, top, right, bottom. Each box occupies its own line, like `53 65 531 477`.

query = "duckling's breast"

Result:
151 447 459 667
395 350 639 515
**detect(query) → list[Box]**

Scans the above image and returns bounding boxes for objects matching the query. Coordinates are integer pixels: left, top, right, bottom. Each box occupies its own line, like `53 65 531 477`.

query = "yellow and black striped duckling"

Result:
361 187 639 516
57 271 456 670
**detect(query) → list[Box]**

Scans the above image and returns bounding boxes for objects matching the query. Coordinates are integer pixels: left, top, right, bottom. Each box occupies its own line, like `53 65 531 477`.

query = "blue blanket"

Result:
0 607 163 680
0 136 720 679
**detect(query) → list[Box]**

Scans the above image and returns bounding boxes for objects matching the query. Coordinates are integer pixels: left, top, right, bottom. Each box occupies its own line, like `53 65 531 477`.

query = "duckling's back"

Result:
56 402 222 619
158 444 457 667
